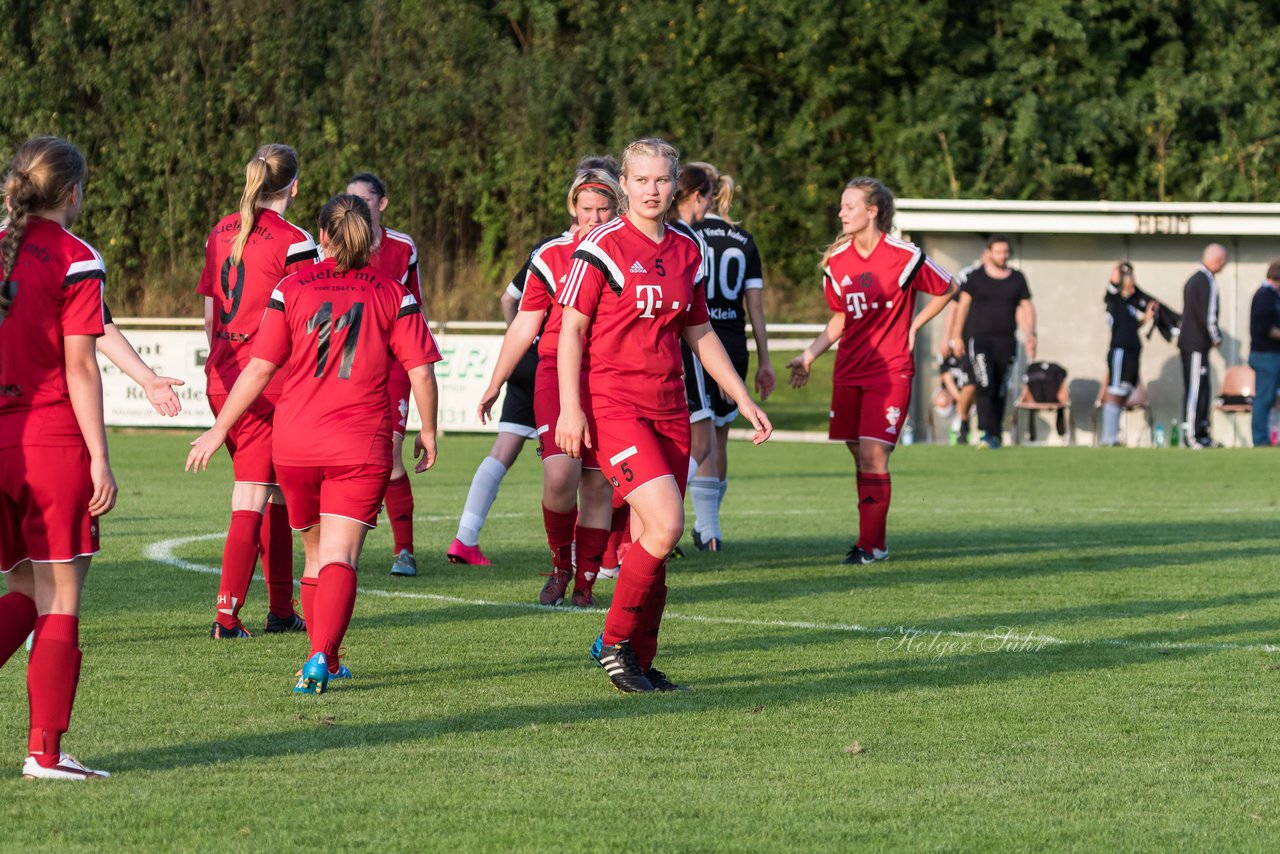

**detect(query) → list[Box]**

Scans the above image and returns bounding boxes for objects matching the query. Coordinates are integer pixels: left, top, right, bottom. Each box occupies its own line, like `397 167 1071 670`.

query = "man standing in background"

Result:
1178 243 1228 448
1248 260 1280 447
946 235 1036 449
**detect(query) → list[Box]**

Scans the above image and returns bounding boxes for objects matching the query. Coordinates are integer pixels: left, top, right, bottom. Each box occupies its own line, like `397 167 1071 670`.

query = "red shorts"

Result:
828 383 912 446
534 364 599 469
276 463 393 530
208 392 278 484
592 414 691 499
0 445 100 572
388 365 411 437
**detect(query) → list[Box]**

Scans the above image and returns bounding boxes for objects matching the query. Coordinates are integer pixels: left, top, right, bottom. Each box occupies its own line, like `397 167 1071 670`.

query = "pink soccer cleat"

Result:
446 538 493 566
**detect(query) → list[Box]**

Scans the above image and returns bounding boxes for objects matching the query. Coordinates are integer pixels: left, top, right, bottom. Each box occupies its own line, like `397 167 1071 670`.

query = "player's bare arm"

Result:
98 323 185 417
685 322 772 444
908 280 959 352
186 357 277 472
787 312 844 388
64 333 117 517
409 363 439 472
478 309 542 424
554 306 591 458
745 287 775 400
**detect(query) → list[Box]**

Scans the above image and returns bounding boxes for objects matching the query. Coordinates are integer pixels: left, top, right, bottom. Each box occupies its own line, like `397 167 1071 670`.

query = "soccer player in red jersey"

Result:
478 166 622 608
188 194 441 693
198 144 318 639
556 138 772 693
787 178 958 565
0 137 116 780
346 172 426 577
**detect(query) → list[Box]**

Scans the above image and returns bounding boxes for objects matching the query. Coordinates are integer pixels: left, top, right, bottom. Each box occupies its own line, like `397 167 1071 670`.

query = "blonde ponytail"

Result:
317 194 373 272
230 144 299 264
687 161 738 224
1 137 87 296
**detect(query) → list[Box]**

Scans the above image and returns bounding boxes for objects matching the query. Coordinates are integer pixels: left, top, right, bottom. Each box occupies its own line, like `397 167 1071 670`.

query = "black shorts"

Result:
705 337 749 426
681 342 713 423
942 353 974 389
1106 347 1140 395
499 345 538 438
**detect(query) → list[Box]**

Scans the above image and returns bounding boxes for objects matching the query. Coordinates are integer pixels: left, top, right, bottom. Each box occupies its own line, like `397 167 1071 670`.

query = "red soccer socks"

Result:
27 614 81 768
856 472 891 552
216 510 262 629
573 525 610 596
310 563 357 665
542 504 577 571
384 475 415 555
603 541 666 659
260 503 296 619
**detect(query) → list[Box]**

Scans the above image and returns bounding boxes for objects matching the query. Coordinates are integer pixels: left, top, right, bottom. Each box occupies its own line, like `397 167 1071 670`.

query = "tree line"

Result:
3 0 1277 319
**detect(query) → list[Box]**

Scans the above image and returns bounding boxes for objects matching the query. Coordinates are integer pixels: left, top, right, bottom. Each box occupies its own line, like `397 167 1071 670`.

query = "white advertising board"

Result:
100 328 507 432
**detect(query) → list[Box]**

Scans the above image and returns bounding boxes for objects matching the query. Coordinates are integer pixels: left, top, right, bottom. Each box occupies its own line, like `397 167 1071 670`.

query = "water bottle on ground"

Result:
1169 420 1180 447
1154 423 1165 447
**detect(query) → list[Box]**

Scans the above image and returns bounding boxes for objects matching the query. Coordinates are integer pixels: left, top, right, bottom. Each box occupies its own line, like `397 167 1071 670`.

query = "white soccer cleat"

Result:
22 753 110 780
597 566 619 580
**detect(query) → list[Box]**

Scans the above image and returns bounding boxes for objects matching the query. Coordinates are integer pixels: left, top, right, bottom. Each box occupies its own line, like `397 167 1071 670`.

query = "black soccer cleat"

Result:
264 610 307 634
597 640 655 693
691 529 721 552
645 667 688 692
210 621 252 639
842 545 888 566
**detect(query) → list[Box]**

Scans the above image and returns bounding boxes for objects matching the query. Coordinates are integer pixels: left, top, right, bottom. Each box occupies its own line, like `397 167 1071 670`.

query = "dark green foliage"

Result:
3 1 1279 317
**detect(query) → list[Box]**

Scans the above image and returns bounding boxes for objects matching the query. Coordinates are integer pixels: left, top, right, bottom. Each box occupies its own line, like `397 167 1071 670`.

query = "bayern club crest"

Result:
885 406 901 435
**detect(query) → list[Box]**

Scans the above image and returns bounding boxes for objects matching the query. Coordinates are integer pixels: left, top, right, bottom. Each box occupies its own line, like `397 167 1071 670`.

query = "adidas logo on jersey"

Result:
630 261 648 274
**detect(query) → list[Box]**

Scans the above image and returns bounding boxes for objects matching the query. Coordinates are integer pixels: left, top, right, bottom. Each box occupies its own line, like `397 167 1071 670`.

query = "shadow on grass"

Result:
94 623 1225 775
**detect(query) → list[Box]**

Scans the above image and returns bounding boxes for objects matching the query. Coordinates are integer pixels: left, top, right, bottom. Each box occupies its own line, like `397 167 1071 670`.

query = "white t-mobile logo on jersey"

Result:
635 284 664 318
845 291 868 319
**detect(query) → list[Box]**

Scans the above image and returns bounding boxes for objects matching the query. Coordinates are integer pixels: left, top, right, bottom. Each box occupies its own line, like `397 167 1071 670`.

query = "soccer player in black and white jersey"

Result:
1100 262 1156 446
688 162 774 550
666 165 716 554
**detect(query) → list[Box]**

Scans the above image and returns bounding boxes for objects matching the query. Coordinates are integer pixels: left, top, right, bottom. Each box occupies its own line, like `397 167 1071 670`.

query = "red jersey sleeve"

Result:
389 290 442 371
196 234 216 297
405 245 423 304
520 251 555 314
913 256 953 296
823 267 843 313
687 278 710 326
61 256 107 337
282 231 319 275
561 240 613 318
251 285 292 367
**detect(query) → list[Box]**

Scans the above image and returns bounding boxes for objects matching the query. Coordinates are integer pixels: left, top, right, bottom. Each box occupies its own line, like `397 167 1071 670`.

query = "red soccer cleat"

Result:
446 538 493 566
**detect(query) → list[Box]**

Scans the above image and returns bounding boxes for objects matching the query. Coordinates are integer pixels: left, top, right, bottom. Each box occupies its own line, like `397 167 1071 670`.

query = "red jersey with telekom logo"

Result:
0 217 107 448
368 226 422 304
823 234 951 388
520 231 580 363
197 208 318 396
252 259 442 467
559 216 709 419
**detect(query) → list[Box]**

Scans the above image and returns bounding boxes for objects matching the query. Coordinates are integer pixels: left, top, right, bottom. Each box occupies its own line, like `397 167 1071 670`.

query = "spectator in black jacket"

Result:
1177 243 1228 448
1248 260 1280 446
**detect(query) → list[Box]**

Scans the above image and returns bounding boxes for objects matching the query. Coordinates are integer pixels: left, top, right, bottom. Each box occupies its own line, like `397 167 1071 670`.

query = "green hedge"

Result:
4 1 1279 318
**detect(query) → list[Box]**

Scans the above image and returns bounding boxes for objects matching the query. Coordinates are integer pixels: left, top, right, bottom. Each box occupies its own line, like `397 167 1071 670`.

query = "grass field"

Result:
2 431 1280 851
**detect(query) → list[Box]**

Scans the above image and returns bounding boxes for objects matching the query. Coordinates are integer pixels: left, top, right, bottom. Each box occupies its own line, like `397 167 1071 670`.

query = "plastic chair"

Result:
1092 383 1154 446
1215 365 1255 447
1014 362 1070 445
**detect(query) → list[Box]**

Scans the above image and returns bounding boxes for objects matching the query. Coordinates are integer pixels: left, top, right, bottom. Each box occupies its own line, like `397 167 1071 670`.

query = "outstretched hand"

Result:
786 354 811 389
145 375 185 417
186 429 227 472
414 431 438 472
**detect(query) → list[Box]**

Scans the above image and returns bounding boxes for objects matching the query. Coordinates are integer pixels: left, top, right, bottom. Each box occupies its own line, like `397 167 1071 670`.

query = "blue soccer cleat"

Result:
293 652 330 694
590 633 604 667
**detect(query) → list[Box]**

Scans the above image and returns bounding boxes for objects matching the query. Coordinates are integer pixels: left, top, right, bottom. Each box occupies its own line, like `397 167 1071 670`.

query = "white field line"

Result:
145 533 1280 655
412 506 1268 523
